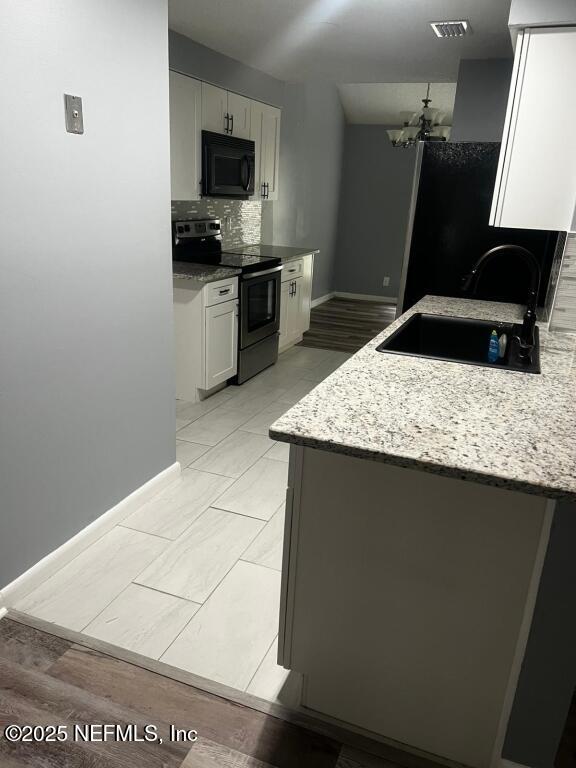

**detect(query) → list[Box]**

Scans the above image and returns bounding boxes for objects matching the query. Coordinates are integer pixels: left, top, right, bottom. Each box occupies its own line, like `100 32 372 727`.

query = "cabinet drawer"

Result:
204 278 238 307
281 259 303 282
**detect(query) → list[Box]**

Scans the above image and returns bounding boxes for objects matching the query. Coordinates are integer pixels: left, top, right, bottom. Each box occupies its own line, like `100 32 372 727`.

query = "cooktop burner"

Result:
184 251 280 274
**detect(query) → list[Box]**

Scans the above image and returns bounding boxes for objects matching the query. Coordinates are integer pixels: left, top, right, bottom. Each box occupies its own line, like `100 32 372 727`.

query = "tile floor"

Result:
16 346 351 708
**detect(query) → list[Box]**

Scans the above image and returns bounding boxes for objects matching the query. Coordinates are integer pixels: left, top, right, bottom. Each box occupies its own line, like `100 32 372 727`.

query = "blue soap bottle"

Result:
488 330 499 363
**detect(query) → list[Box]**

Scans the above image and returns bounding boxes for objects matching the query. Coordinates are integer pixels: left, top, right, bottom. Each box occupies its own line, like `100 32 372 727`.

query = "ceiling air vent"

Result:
430 20 470 38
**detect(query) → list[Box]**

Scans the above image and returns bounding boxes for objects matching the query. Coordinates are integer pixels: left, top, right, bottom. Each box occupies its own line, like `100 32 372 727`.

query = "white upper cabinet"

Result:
202 83 252 138
169 72 202 201
201 82 228 135
250 101 281 201
261 104 281 200
227 92 251 139
170 72 282 201
490 27 576 232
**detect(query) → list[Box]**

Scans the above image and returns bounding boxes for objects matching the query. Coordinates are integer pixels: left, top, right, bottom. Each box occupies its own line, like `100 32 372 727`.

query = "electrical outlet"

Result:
382 276 390 288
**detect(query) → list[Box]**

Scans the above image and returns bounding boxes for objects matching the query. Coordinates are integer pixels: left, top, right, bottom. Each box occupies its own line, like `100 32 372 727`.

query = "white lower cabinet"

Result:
204 301 238 388
279 281 293 350
174 277 239 401
279 255 314 351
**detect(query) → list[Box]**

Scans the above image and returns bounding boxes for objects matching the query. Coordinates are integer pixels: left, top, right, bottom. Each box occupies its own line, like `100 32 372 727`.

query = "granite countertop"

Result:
270 295 576 501
172 261 241 284
223 245 319 263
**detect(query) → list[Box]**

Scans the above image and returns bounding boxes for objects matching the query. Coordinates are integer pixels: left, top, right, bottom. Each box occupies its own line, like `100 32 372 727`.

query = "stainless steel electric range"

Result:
173 218 282 384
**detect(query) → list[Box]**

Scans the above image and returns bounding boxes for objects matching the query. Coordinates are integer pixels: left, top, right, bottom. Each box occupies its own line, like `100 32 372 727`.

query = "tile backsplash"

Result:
171 199 262 249
550 233 576 332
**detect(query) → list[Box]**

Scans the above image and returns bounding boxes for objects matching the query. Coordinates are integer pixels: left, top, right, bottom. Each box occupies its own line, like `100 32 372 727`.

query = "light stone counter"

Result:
270 295 576 500
172 261 240 284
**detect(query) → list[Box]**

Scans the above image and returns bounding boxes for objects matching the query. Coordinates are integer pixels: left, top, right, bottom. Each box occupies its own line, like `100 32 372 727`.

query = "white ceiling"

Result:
338 82 457 125
168 0 513 83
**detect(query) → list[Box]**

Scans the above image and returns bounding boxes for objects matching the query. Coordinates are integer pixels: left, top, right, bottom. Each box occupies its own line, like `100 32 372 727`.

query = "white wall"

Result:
0 0 175 586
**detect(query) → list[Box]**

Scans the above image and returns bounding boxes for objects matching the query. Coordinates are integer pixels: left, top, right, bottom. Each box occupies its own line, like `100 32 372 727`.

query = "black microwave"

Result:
202 131 255 199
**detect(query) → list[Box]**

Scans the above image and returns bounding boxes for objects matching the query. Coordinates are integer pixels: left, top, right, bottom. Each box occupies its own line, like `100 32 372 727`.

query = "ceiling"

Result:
168 0 513 83
338 82 457 125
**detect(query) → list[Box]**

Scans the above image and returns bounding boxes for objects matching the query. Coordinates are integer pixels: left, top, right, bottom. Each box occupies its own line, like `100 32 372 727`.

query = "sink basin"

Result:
376 313 541 374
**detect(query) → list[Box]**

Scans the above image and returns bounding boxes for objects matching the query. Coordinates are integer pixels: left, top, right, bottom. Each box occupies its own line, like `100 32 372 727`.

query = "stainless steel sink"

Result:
376 313 541 374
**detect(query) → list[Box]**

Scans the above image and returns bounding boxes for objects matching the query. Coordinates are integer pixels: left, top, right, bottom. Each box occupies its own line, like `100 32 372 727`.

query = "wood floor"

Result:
300 298 396 354
0 616 410 768
5 615 571 767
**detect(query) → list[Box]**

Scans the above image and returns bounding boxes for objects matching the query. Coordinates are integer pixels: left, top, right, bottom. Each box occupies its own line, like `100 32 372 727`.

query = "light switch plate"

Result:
64 94 84 134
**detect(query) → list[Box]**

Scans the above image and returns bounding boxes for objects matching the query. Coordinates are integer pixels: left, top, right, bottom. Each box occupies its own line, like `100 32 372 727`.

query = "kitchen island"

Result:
269 295 576 768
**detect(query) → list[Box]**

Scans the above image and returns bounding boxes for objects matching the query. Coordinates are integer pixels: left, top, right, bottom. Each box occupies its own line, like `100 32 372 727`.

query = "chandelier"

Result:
386 83 452 148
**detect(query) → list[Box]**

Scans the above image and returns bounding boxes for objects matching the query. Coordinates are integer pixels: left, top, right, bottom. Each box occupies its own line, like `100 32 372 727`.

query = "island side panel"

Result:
285 446 550 768
173 280 203 402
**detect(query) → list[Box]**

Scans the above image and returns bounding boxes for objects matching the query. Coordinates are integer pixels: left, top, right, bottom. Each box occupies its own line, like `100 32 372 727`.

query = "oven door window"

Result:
247 279 276 332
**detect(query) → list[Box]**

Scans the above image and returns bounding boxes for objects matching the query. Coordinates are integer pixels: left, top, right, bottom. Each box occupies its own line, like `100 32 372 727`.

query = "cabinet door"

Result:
228 92 251 139
261 104 281 200
299 255 314 335
250 101 264 200
201 82 229 135
204 300 238 388
491 27 576 232
279 280 291 350
290 278 304 340
169 72 202 201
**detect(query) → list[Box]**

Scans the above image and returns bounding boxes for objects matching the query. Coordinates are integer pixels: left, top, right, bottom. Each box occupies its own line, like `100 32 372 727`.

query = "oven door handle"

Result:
242 265 283 279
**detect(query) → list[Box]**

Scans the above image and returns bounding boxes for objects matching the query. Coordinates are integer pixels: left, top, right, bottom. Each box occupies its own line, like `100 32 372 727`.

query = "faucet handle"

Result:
461 271 475 292
511 334 533 364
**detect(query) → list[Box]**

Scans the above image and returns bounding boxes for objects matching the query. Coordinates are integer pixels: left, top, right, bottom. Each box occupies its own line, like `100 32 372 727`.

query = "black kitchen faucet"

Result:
462 244 541 361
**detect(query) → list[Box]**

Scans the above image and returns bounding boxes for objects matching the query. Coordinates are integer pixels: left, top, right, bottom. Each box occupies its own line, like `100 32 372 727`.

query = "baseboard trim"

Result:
334 292 397 304
0 462 181 610
279 335 304 354
311 292 335 308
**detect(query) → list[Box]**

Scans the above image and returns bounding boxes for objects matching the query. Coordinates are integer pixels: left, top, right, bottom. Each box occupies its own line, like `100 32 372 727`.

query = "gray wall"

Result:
0 0 175 587
504 502 576 767
169 30 284 107
451 59 513 143
510 0 576 27
168 32 346 300
334 125 417 298
272 82 346 300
